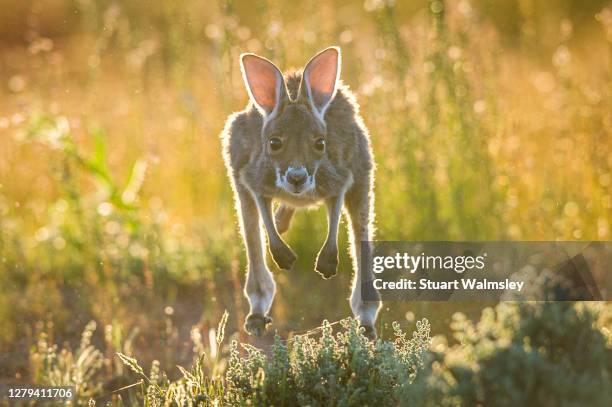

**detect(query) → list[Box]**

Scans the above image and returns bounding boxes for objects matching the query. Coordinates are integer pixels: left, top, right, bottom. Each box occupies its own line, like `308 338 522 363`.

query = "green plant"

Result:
401 302 612 407
224 318 431 406
30 321 105 403
114 316 431 406
116 312 229 406
26 304 612 406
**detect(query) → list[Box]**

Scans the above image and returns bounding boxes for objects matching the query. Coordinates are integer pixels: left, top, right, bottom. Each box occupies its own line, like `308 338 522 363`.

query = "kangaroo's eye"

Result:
269 137 283 152
314 138 326 152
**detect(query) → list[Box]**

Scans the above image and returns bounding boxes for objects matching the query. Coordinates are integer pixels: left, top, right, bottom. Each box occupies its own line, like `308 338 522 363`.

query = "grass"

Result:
0 0 610 403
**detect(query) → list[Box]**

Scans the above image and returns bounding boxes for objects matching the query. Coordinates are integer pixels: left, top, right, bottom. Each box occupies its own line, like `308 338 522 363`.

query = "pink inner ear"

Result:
242 56 279 113
306 49 338 108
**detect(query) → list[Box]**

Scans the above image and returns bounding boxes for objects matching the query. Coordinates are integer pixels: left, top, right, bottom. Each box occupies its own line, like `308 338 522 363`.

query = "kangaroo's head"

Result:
240 47 341 196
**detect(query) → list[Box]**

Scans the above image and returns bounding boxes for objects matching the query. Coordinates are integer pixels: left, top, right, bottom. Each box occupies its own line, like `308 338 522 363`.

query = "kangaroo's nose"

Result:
286 168 308 187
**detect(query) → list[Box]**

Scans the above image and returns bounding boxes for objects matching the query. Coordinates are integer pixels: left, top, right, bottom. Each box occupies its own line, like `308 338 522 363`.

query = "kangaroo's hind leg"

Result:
345 177 381 340
235 184 276 336
274 204 295 234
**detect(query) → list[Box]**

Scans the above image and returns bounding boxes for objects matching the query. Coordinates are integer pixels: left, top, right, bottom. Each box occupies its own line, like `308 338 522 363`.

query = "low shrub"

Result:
224 318 431 406
402 302 612 407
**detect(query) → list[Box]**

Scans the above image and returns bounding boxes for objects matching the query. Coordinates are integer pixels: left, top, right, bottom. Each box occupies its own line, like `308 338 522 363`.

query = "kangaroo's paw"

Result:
360 325 377 341
269 240 297 270
315 245 338 279
244 314 273 337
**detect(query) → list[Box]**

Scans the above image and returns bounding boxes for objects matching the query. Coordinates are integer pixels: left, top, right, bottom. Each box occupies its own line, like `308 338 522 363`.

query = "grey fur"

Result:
221 47 381 339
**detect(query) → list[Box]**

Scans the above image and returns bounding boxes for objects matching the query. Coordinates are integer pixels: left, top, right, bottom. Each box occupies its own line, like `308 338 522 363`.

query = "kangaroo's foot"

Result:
351 301 382 342
269 239 297 270
360 325 377 341
315 244 338 279
244 314 273 337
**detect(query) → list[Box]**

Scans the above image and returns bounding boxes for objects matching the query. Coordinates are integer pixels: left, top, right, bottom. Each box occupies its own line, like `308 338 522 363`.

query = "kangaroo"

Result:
222 46 381 339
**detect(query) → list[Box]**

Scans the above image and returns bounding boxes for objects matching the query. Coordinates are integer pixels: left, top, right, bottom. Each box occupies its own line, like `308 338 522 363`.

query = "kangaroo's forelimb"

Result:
253 194 297 270
315 193 345 279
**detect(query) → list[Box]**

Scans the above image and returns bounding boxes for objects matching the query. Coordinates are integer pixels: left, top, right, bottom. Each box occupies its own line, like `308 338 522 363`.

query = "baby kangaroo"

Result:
222 46 381 339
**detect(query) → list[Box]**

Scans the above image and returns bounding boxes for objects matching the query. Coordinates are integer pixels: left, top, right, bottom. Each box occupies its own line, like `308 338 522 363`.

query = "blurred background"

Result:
0 0 610 383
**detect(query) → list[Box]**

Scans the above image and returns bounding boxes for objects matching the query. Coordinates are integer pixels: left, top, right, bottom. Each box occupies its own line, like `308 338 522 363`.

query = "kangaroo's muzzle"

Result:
275 166 315 195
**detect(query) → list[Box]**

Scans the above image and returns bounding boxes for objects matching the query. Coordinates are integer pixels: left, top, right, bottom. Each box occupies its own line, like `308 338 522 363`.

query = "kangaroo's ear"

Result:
300 46 341 121
240 53 287 118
